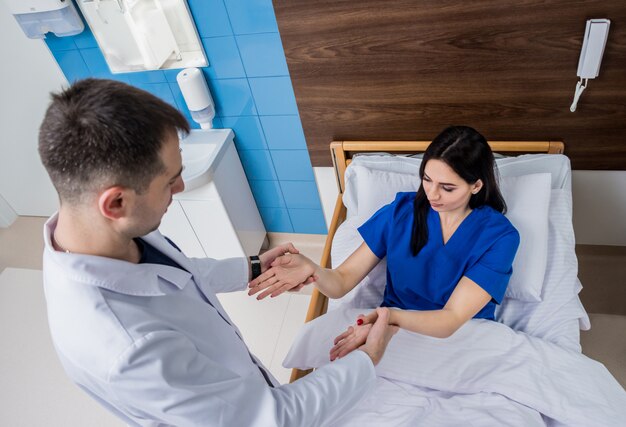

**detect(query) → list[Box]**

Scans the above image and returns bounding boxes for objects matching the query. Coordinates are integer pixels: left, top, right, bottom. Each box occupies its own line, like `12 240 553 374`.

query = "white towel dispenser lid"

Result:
6 0 84 39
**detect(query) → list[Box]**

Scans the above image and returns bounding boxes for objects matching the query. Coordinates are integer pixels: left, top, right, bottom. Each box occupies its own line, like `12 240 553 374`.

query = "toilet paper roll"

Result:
176 68 214 112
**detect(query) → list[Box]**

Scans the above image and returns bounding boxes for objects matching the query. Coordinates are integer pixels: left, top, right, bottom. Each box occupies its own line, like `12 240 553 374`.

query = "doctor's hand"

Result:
248 253 318 300
258 242 300 273
330 307 398 365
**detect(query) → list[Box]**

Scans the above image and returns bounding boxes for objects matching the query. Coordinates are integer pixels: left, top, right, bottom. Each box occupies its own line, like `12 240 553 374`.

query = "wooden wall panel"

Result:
274 0 626 169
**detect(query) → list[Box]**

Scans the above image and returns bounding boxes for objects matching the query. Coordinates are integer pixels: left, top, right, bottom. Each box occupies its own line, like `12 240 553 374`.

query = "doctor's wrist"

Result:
249 255 262 281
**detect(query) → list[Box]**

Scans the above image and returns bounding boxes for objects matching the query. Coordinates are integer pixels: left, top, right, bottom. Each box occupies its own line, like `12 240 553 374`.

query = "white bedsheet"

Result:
284 308 626 427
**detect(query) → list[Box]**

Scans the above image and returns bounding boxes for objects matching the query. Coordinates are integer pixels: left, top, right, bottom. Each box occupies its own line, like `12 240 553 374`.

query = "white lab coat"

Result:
42 214 376 426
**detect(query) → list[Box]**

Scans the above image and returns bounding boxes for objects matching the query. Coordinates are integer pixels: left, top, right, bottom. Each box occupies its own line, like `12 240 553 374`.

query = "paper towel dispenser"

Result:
76 0 207 73
6 0 84 39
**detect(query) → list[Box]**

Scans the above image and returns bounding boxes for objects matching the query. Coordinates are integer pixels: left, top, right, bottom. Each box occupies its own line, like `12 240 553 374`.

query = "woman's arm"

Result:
248 242 381 300
386 276 492 338
331 276 492 359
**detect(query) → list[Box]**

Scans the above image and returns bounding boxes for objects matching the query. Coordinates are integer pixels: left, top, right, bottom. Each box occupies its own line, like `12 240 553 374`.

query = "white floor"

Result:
0 218 322 427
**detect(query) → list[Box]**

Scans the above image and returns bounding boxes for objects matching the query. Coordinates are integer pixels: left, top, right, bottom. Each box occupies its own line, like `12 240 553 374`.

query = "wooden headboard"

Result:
330 140 564 194
290 139 564 383
274 1 626 170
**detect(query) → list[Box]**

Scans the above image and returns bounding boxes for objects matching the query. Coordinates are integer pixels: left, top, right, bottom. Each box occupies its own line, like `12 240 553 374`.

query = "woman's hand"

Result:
248 253 317 300
330 307 396 363
330 321 372 362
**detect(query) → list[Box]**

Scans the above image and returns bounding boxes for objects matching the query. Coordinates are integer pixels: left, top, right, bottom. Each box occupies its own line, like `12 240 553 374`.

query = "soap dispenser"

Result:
177 68 216 130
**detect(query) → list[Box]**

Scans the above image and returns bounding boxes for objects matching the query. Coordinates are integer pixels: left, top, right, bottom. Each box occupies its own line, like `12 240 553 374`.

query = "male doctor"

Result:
38 78 396 426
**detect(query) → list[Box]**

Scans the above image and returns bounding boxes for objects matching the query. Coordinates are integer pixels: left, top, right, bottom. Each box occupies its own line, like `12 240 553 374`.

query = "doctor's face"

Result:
131 132 185 236
422 159 481 215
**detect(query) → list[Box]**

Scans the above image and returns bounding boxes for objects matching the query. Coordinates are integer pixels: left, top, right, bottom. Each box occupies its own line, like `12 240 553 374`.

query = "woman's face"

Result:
422 159 482 214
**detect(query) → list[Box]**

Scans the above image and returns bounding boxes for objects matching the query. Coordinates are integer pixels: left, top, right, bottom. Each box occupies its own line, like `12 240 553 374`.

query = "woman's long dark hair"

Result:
410 126 506 256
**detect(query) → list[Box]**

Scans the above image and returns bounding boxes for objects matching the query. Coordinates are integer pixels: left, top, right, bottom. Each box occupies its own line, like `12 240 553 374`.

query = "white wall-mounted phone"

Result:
570 19 610 112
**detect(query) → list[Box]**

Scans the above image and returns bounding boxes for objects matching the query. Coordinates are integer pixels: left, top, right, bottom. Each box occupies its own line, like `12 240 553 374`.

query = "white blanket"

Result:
284 308 626 426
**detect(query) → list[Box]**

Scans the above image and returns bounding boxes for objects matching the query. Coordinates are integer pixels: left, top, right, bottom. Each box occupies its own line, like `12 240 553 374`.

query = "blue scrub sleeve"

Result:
464 229 520 304
357 202 394 259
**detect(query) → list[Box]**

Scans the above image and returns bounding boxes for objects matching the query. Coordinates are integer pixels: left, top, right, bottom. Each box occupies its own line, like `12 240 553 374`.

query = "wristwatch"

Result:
250 255 262 280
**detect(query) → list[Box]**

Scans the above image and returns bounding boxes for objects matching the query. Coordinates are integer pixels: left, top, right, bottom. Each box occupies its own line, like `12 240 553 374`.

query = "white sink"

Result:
179 128 234 191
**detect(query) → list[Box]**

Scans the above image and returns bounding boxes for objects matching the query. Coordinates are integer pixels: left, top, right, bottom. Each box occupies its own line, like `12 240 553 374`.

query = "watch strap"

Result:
250 255 262 280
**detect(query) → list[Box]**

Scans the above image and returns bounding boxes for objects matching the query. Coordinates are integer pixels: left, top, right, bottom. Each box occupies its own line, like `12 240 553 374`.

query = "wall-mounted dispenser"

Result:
6 0 84 39
177 68 215 129
570 19 610 112
76 0 207 73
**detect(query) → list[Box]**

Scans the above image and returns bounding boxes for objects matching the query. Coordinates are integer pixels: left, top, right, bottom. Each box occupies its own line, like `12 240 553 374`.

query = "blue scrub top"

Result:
358 192 520 320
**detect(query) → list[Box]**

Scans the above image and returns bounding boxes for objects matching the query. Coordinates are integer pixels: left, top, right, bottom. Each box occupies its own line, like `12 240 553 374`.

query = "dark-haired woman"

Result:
248 126 520 360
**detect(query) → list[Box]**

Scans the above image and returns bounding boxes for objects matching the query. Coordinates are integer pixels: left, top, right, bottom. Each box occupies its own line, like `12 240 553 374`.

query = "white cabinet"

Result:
159 129 266 260
158 200 206 258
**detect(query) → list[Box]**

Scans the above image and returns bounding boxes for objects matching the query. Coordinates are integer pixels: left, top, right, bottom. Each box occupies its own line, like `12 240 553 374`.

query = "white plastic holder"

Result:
570 78 587 113
77 0 207 73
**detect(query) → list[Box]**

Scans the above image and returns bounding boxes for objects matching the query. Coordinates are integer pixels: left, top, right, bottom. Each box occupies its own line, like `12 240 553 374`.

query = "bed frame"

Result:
290 140 564 383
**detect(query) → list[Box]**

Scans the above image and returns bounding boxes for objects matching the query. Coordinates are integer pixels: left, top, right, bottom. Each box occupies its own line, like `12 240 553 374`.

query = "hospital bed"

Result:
283 140 626 426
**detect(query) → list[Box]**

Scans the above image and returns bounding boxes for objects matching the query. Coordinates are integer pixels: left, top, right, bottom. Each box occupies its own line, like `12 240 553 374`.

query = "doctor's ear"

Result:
98 186 132 220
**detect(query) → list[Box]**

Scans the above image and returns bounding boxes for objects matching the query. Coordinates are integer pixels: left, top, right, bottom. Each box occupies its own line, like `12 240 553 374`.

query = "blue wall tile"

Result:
289 209 327 234
280 181 322 209
249 77 299 115
201 36 246 79
135 83 177 107
223 0 278 35
221 116 267 150
237 33 289 77
260 116 307 149
249 180 286 208
127 71 167 85
163 69 182 83
259 207 293 232
212 117 224 128
208 78 258 117
187 0 233 37
73 26 99 49
45 34 77 51
52 50 91 82
270 150 315 181
238 150 277 180
79 48 111 77
80 48 129 83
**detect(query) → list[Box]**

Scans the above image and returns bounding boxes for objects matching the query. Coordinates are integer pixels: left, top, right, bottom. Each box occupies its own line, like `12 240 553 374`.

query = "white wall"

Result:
0 192 17 227
572 171 626 246
0 1 66 217
315 167 626 247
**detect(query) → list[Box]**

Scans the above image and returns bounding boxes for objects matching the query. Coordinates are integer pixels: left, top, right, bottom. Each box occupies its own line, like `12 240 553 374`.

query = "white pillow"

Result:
328 217 387 312
284 307 365 369
355 165 420 219
343 155 421 217
336 166 551 302
499 173 551 301
496 189 589 351
344 153 571 217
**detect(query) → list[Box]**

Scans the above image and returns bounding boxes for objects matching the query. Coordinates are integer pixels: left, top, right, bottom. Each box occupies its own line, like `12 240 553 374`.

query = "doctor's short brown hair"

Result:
38 78 190 204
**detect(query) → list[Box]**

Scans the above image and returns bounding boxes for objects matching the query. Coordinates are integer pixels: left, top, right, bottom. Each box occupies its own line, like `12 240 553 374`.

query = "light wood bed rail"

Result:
290 140 564 383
